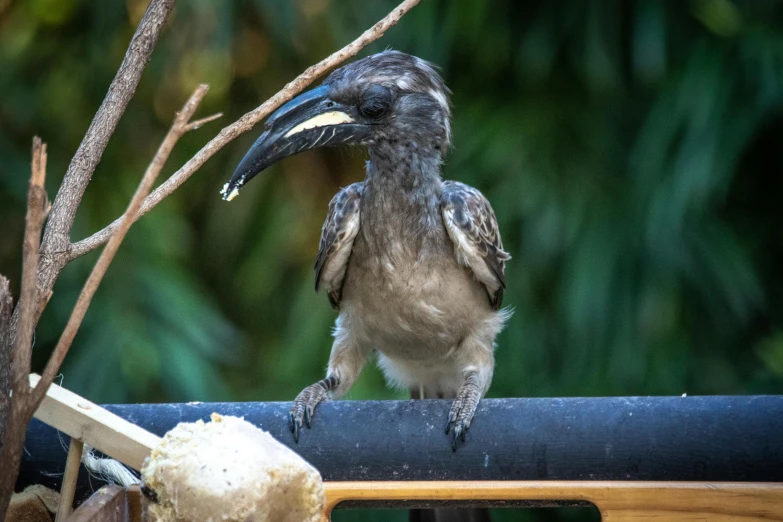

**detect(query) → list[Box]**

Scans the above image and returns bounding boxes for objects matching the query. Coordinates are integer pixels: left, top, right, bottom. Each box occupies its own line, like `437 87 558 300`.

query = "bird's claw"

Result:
289 412 301 443
289 382 329 443
450 422 468 451
444 408 458 434
445 378 481 451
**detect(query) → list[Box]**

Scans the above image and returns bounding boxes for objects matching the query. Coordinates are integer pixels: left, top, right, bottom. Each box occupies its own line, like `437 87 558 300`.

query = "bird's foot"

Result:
289 375 338 443
445 373 482 451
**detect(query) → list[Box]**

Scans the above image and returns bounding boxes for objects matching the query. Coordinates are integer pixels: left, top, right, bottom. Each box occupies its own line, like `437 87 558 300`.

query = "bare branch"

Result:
12 139 48 392
33 0 176 317
0 276 13 447
30 85 211 409
68 0 422 260
0 138 49 518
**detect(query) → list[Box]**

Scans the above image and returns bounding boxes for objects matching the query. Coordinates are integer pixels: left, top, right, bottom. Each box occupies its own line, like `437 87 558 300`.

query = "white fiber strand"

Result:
81 445 140 487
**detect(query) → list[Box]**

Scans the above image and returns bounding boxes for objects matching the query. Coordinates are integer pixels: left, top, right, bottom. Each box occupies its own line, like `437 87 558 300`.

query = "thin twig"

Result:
31 0 176 321
0 138 48 519
185 112 223 132
68 0 422 260
30 85 212 409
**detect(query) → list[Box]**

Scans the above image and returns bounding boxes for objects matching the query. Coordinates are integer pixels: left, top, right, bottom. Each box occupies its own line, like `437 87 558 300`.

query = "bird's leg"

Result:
289 322 368 442
445 371 483 451
443 335 495 451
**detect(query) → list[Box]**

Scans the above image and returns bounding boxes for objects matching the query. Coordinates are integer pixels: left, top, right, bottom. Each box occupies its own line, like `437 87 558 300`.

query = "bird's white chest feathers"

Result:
341 235 491 361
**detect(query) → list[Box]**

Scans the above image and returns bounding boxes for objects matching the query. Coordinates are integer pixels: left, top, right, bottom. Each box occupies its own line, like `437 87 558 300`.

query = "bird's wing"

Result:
315 182 363 309
441 180 510 310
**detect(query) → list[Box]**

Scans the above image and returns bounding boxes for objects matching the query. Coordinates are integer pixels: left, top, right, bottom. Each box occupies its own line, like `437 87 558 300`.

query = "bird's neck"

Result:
364 140 443 212
361 140 444 245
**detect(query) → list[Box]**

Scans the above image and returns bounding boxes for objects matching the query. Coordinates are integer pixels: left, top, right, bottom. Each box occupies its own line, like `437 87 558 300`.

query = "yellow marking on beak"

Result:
221 182 241 201
284 111 353 138
226 188 240 201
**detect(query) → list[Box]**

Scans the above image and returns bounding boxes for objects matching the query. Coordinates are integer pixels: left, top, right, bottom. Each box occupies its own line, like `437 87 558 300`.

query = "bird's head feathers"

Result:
222 51 451 201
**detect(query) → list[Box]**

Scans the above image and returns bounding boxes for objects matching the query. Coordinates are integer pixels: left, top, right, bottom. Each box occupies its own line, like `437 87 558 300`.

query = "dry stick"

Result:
0 139 49 521
12 139 47 394
0 276 12 445
30 85 217 409
33 0 176 321
68 0 423 260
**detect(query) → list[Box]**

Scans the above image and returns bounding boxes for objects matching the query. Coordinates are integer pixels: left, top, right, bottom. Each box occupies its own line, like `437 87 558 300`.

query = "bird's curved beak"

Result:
221 85 369 201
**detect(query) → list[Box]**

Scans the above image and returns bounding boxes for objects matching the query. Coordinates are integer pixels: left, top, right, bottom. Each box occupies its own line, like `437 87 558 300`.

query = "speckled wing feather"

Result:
441 180 510 310
315 182 363 309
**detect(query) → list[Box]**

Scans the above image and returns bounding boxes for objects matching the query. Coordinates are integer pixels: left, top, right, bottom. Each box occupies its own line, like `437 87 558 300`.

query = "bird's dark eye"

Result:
359 85 392 120
360 101 389 119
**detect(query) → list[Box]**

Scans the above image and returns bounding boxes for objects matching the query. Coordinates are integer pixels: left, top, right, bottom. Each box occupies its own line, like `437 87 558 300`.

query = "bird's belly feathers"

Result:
340 237 492 361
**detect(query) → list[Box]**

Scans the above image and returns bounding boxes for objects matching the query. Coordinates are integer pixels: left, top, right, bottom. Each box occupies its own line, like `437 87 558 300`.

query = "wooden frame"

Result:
65 481 783 521
323 481 783 521
28 374 159 472
26 375 158 518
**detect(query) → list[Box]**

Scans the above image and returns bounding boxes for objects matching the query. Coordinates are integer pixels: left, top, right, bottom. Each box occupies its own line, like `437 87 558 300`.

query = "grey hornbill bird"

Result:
222 51 510 453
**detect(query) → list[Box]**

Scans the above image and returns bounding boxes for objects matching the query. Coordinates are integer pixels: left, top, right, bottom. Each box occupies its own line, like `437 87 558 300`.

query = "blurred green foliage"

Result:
2 0 783 520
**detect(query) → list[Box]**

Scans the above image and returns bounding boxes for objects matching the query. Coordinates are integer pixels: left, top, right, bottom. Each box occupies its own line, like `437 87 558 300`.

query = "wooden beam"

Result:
63 485 128 522
55 438 83 522
323 481 783 521
125 486 142 522
63 480 783 521
28 374 160 471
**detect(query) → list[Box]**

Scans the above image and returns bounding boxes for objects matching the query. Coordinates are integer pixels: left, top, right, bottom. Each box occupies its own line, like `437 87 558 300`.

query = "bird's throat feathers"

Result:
361 139 444 247
366 138 443 189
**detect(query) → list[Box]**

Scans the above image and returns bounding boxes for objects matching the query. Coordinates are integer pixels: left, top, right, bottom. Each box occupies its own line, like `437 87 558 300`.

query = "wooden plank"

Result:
29 374 161 471
55 438 83 522
323 481 783 521
126 486 142 522
71 480 783 521
64 485 127 522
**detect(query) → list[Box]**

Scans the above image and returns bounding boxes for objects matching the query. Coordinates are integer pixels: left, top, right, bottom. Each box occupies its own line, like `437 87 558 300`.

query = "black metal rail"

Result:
18 396 783 503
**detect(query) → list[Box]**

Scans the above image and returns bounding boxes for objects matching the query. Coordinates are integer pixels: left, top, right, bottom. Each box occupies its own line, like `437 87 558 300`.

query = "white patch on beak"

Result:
284 111 354 138
221 182 240 201
226 187 240 201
